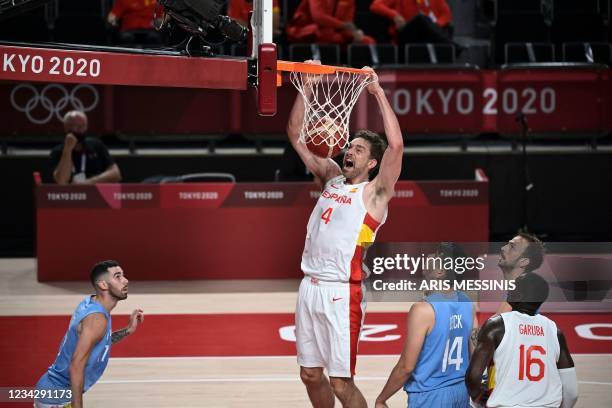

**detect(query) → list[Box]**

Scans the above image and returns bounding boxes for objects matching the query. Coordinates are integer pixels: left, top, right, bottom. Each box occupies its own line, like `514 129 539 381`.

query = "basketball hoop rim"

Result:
276 60 372 76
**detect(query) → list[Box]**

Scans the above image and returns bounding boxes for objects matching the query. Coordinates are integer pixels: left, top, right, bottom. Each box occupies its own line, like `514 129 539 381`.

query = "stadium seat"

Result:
348 44 373 68
376 44 399 65
551 13 606 45
289 44 340 65
405 43 455 64
493 13 549 64
495 0 542 16
57 0 107 16
289 44 314 62
347 44 398 68
53 15 109 45
457 44 491 68
0 8 50 42
505 42 555 64
562 42 612 65
552 0 599 14
318 44 341 65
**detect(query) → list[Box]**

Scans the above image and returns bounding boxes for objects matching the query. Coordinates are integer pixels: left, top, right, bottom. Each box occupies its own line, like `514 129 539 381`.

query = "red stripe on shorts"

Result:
349 244 365 376
349 281 363 376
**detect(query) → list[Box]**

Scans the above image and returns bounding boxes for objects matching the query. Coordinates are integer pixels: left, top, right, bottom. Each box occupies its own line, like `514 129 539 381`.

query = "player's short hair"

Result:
437 242 467 282
508 272 549 312
353 130 388 178
517 231 545 272
90 260 120 288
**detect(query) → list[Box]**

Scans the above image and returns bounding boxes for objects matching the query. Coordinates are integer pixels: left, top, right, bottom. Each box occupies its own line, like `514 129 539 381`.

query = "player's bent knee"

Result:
300 366 324 385
329 376 352 394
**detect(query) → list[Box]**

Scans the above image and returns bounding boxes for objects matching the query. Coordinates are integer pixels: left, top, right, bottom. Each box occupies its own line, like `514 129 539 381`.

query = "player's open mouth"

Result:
344 159 354 168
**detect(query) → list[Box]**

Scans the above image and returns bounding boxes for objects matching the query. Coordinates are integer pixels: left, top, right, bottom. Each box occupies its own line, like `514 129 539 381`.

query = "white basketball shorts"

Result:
295 276 366 377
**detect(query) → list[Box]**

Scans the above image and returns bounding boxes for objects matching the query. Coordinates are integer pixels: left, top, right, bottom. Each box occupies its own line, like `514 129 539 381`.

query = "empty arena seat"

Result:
493 13 549 64
375 43 398 65
289 43 314 62
289 44 340 65
347 43 397 68
405 43 455 64
495 0 542 15
57 0 107 16
552 0 600 14
505 42 555 64
562 42 612 65
458 44 491 68
0 9 50 41
347 44 372 68
53 15 109 45
551 13 606 45
317 44 341 65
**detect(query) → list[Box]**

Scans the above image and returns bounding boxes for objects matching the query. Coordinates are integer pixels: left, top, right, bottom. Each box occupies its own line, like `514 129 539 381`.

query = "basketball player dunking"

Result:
466 273 579 408
287 63 403 408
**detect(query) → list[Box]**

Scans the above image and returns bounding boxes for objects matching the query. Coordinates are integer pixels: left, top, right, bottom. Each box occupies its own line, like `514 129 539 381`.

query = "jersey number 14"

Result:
442 336 463 372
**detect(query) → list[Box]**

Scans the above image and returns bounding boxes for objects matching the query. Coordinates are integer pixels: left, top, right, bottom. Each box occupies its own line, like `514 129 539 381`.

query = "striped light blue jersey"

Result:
404 291 473 393
36 296 112 404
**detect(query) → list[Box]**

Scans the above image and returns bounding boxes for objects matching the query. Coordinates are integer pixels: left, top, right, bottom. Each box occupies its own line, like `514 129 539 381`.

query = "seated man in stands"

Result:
50 111 122 185
286 0 375 45
229 0 282 39
107 0 162 46
370 0 455 47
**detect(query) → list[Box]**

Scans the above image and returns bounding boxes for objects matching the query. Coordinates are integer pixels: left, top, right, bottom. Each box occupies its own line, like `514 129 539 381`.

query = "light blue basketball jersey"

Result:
36 296 112 404
404 291 473 393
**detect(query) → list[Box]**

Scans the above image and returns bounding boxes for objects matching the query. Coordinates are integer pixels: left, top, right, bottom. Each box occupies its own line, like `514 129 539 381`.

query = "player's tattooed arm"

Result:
469 306 479 355
112 309 144 344
470 327 479 350
111 328 130 344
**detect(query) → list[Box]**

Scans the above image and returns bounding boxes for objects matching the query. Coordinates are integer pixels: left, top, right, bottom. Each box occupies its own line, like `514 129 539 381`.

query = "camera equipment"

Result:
159 0 248 45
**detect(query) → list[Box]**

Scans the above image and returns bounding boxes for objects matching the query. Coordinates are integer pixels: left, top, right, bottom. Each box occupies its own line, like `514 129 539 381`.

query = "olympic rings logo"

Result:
10 83 99 125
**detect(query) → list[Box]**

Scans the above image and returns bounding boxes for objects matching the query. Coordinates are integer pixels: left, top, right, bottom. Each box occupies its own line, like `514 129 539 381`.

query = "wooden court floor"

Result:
1 259 611 407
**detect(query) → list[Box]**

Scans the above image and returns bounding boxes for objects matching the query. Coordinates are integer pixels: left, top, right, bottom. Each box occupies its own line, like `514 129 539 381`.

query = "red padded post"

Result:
257 43 277 116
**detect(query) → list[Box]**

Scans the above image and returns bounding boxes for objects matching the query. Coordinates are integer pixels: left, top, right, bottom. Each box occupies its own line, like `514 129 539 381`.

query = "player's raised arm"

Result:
366 68 403 199
286 62 341 184
375 302 433 407
466 315 502 401
557 328 578 408
69 313 107 408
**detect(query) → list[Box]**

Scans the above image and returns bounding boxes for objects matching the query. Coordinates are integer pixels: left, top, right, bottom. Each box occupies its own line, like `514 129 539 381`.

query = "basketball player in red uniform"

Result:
466 273 579 407
287 62 403 407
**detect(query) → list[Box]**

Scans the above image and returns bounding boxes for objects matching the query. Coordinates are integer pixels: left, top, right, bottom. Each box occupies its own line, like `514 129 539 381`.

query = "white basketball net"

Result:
290 70 374 149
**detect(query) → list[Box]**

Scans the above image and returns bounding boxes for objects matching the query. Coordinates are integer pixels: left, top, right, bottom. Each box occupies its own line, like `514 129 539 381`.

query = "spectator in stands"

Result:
50 111 122 185
228 0 282 38
370 0 456 47
286 0 375 45
107 0 162 46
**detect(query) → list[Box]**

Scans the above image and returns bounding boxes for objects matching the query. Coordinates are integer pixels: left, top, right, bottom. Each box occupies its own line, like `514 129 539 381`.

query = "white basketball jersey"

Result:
301 175 386 282
487 311 562 408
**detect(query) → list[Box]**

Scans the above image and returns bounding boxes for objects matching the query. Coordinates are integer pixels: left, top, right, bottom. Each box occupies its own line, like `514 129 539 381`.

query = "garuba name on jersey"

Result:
301 175 387 282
